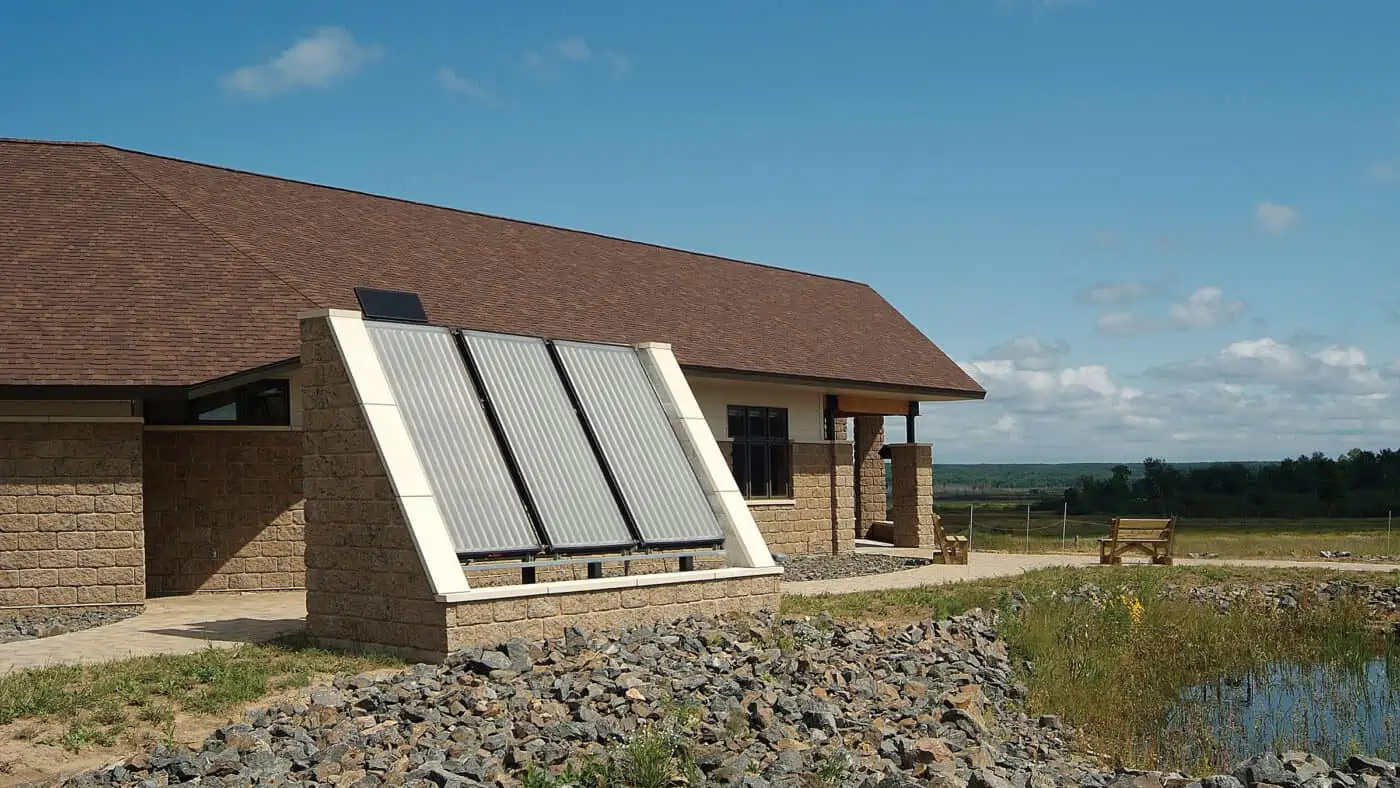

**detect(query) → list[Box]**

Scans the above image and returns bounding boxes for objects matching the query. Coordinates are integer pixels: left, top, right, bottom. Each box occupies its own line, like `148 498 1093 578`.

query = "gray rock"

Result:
1349 756 1398 776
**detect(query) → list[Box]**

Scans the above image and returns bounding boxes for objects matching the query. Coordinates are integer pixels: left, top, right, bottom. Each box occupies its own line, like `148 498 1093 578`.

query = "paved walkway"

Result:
0 591 305 673
782 548 1400 596
3 554 1396 671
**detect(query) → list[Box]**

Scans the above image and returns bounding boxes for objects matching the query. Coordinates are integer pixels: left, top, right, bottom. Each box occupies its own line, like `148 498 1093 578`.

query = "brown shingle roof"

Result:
0 139 983 397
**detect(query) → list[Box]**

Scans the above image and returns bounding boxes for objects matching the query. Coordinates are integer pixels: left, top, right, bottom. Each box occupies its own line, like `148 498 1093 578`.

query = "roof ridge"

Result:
0 137 102 147
95 146 321 310
69 140 873 289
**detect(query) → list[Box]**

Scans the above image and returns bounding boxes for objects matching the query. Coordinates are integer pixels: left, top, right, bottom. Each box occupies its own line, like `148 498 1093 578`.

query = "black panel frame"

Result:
354 287 429 324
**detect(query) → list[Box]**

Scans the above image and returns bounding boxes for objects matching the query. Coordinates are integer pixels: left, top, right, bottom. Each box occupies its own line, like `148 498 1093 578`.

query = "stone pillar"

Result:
853 416 886 539
890 443 935 549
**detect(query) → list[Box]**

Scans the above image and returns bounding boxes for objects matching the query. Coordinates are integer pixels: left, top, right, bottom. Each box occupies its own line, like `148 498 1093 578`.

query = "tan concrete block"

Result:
56 531 96 550
16 496 55 515
39 550 80 569
37 586 77 605
490 599 529 623
76 585 117 604
15 532 56 551
95 495 135 513
74 513 116 532
93 531 133 549
0 550 41 570
0 588 38 606
80 549 117 568
115 584 144 603
588 591 622 611
64 567 99 586
96 566 139 585
525 596 561 619
54 495 95 514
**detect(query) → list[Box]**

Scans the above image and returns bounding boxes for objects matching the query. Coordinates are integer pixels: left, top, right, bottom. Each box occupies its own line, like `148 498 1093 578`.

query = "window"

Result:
727 405 792 499
145 379 292 426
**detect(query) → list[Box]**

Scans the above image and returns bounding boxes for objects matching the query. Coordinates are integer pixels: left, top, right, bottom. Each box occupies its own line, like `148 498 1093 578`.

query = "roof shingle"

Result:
0 139 983 397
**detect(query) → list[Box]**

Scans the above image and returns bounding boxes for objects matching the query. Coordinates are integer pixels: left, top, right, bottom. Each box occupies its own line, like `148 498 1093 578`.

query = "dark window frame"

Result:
144 379 292 426
727 405 793 500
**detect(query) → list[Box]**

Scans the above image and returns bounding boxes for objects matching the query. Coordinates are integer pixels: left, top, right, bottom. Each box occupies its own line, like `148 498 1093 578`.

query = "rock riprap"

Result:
0 605 140 643
779 553 934 583
63 611 1100 787
57 609 1400 787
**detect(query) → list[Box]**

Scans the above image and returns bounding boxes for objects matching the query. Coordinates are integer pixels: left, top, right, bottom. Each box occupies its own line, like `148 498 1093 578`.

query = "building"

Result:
0 139 983 651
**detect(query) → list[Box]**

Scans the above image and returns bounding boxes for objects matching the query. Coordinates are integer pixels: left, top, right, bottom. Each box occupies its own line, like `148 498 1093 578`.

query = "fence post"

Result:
1061 501 1068 554
1025 504 1031 554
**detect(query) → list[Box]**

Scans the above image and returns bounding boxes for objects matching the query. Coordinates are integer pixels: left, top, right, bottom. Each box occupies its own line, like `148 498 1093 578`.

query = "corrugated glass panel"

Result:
364 321 541 557
554 341 725 547
461 331 635 553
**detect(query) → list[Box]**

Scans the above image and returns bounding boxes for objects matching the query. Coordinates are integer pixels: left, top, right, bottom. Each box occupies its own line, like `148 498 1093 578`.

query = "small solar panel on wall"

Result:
553 341 726 548
364 321 542 557
461 331 636 553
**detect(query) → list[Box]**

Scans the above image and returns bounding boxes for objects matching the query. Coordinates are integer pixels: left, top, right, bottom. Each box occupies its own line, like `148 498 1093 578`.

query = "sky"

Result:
2 1 1398 464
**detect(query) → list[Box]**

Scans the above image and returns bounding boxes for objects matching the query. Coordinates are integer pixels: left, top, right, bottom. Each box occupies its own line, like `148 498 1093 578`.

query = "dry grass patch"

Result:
0 633 401 760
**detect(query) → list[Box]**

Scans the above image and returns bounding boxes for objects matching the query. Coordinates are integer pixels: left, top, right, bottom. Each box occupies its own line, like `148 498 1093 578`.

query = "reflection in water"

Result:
1159 649 1400 770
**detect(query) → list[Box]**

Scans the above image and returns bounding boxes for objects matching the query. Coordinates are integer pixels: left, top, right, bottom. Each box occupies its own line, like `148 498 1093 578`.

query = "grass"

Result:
0 633 401 752
784 565 1398 772
934 510 1400 560
523 720 700 788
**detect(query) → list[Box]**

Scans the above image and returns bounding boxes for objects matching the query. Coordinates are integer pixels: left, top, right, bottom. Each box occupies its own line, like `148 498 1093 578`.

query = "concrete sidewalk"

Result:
781 549 1400 596
0 591 306 673
4 554 1396 671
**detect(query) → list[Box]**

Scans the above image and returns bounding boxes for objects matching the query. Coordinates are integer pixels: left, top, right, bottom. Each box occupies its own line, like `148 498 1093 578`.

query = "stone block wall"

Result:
718 440 853 557
853 416 886 539
445 575 782 653
891 443 936 548
301 316 450 657
0 422 144 608
144 430 305 594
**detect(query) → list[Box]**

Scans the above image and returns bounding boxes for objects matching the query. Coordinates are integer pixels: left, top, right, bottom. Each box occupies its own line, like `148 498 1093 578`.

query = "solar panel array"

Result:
553 341 724 548
363 320 726 560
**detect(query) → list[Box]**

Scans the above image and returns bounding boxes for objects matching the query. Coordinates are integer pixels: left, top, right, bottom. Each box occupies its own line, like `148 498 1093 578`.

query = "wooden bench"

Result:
932 513 969 565
1098 517 1177 565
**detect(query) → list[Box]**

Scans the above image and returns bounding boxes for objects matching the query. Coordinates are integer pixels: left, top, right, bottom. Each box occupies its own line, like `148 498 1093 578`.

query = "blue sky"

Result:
3 1 1398 462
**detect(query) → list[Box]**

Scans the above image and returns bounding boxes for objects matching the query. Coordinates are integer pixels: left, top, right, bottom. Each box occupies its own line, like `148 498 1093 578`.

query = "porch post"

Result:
889 443 935 548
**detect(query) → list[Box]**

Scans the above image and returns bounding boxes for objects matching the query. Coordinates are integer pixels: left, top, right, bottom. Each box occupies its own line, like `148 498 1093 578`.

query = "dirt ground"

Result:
0 668 404 787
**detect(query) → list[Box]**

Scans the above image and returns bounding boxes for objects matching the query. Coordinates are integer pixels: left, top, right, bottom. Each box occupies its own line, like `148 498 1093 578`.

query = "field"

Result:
933 504 1398 559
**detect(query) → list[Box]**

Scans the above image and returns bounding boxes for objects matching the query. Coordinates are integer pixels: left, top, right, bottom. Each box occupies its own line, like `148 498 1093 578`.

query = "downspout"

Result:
825 395 839 555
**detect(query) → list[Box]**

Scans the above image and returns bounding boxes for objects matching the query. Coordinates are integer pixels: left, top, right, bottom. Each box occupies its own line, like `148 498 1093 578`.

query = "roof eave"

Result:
680 364 987 402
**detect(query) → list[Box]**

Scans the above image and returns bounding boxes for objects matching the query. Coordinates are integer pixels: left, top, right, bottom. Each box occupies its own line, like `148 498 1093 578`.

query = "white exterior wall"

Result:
684 376 827 443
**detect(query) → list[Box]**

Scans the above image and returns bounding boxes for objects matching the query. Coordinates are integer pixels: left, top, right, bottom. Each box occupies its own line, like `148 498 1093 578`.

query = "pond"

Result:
1153 647 1400 772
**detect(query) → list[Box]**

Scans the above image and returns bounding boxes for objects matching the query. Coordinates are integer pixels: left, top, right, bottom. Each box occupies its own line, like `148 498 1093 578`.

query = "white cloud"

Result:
1081 281 1150 305
915 334 1400 462
1366 161 1400 183
556 36 591 61
1096 311 1157 336
1167 286 1245 330
222 27 381 98
980 336 1070 371
438 67 491 101
526 37 628 77
1148 338 1391 395
1099 286 1244 336
1254 201 1299 234
606 51 632 75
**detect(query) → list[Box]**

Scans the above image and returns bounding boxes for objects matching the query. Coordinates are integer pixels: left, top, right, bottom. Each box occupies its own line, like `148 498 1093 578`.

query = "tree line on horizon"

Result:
1048 449 1400 518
